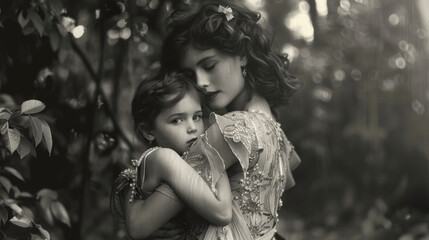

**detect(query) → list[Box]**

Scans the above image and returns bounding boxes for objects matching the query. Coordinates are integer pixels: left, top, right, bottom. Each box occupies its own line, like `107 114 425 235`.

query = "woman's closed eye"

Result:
170 118 183 124
202 63 216 71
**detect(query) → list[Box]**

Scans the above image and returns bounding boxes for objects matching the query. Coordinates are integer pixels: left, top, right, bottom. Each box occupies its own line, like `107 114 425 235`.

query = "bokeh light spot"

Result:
284 4 314 43
351 69 362 81
315 0 328 17
389 14 400 26
412 100 425 115
398 40 409 51
299 1 310 12
138 42 149 53
108 29 119 39
136 0 147 7
149 0 159 9
334 70 345 81
395 57 406 69
72 25 85 38
281 44 299 63
117 19 127 28
120 27 131 39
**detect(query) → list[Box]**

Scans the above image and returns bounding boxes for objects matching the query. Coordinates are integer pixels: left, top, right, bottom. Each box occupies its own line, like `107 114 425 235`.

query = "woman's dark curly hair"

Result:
161 0 299 110
131 71 201 145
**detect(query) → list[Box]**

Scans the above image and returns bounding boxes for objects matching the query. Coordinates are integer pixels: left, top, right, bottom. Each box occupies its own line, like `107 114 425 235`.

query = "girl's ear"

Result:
240 55 248 67
137 123 155 142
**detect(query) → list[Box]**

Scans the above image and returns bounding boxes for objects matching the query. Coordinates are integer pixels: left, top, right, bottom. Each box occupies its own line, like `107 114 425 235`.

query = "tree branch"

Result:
69 36 133 149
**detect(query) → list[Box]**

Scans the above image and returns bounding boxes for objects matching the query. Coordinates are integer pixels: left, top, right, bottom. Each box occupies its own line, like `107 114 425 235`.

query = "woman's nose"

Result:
196 70 209 89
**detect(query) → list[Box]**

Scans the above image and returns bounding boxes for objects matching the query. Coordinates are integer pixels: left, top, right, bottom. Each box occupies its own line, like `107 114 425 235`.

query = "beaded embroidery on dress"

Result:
202 110 298 239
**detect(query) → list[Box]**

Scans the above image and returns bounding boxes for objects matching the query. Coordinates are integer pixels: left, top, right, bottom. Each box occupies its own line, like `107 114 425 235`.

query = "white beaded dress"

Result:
112 110 300 240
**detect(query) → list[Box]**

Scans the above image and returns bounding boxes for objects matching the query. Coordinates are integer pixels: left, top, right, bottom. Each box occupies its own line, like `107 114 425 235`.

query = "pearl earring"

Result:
242 67 247 78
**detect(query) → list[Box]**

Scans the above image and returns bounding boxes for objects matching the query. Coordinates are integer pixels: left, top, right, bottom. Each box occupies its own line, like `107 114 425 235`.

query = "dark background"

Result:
1 0 428 239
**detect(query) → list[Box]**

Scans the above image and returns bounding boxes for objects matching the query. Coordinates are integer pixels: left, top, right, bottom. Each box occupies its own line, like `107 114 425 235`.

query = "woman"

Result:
126 0 301 239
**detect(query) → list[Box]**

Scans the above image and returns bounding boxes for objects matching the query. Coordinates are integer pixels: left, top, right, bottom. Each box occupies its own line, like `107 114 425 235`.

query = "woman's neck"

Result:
227 91 272 117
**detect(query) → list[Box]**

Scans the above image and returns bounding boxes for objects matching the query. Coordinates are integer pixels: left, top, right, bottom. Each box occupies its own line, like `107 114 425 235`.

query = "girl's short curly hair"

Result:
161 0 299 110
131 71 200 144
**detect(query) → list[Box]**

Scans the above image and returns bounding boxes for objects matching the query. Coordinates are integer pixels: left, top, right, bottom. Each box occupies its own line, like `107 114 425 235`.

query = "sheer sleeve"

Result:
182 133 227 193
205 112 263 176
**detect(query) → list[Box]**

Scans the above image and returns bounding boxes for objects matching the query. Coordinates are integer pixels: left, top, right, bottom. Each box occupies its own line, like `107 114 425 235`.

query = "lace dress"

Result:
181 110 300 239
111 110 299 240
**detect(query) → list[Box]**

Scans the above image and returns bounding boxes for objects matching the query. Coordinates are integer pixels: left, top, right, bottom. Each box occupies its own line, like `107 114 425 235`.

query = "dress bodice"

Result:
183 110 299 239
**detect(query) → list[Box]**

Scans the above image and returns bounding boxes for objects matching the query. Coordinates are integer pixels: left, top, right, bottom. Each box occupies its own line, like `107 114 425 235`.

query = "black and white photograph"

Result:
1 0 428 239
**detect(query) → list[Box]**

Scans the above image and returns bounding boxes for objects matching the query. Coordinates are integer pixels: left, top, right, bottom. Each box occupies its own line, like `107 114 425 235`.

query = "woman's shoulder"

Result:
208 110 277 135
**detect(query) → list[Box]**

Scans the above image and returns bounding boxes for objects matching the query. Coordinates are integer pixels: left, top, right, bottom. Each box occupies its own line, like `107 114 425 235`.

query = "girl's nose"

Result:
187 122 197 134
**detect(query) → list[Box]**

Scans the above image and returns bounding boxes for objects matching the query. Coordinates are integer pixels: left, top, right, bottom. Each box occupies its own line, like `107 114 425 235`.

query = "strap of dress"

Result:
135 147 160 190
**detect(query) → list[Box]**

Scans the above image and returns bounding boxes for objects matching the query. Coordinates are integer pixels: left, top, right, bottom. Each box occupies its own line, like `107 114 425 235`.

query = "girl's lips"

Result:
187 137 197 144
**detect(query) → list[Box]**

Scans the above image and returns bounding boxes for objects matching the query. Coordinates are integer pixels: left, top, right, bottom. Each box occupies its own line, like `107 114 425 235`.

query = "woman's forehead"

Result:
181 46 218 68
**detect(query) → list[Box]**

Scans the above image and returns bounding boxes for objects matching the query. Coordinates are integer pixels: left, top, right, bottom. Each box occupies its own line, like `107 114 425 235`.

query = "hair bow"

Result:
218 5 234 21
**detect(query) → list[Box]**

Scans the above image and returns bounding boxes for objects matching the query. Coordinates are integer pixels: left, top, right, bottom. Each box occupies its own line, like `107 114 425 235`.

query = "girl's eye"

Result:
193 114 202 121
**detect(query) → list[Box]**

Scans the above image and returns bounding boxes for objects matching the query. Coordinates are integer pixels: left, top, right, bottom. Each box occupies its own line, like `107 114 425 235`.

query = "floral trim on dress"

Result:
207 110 297 239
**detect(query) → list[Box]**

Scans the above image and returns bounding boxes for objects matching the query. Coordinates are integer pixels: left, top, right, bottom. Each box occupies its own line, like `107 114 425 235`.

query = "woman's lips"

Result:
205 91 219 100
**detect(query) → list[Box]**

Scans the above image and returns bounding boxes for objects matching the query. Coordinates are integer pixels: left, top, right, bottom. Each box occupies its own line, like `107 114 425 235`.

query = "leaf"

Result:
37 189 58 208
4 167 25 182
0 121 8 134
9 215 32 228
39 119 52 155
36 224 50 240
61 16 75 32
49 29 61 51
18 11 29 28
0 189 10 200
21 206 35 222
19 192 33 198
21 100 45 115
50 201 70 227
29 117 43 146
41 204 54 225
2 128 21 154
7 202 23 215
56 22 68 37
48 0 63 15
28 10 45 37
12 186 21 198
22 23 36 36
0 207 8 225
17 135 36 159
0 110 11 121
31 234 45 240
0 176 11 193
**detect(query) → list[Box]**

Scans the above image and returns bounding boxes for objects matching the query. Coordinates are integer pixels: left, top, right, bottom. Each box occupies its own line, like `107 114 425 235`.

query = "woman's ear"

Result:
240 55 248 67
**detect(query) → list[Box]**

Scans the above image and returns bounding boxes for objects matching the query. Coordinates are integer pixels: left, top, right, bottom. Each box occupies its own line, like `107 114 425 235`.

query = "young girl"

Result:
126 1 301 239
111 71 238 239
